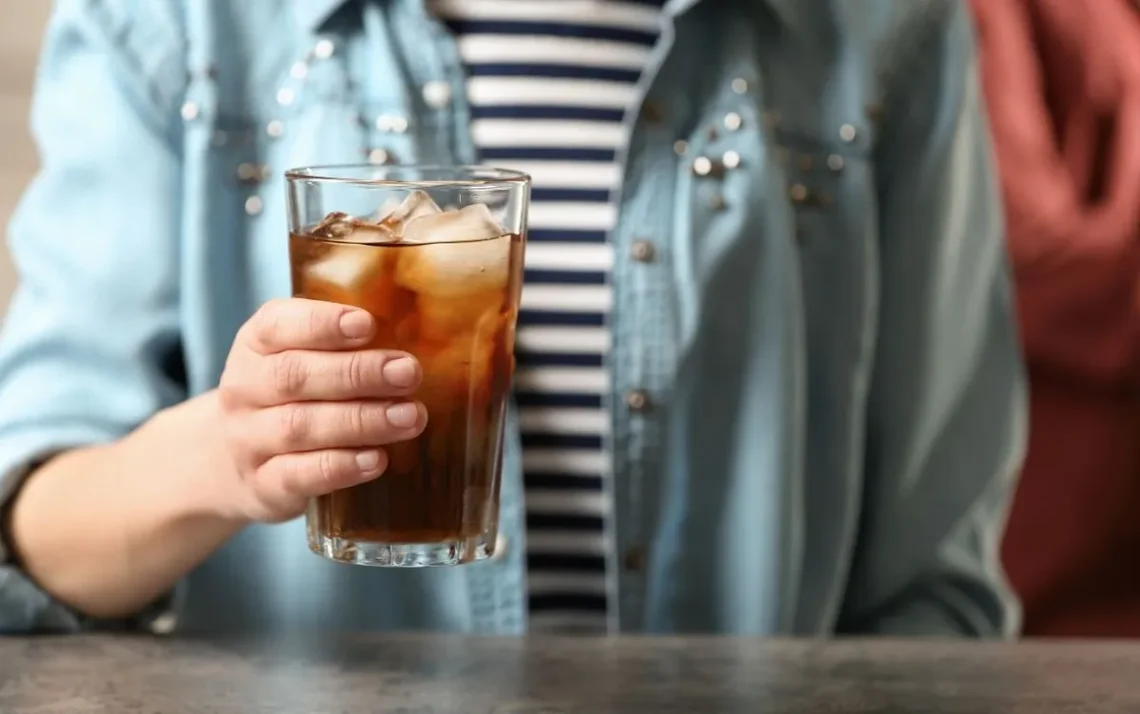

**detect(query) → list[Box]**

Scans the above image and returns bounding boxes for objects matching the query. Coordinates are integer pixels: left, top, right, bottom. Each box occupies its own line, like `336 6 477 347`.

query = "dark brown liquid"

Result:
290 228 523 546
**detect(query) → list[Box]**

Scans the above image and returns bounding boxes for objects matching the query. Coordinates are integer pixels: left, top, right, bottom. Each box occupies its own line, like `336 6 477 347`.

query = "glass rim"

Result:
284 164 531 188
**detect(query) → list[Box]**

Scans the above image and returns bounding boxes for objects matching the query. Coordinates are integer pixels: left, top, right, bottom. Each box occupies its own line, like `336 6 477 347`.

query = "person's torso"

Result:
121 0 920 635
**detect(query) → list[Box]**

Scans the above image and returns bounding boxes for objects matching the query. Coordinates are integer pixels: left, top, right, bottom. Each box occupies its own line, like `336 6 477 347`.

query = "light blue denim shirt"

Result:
0 0 1026 637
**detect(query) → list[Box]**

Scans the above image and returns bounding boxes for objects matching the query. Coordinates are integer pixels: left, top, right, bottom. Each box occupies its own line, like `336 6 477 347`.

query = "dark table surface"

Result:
2 634 1139 713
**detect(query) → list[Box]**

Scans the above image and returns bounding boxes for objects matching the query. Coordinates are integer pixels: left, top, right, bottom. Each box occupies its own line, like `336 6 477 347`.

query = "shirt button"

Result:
422 80 452 109
236 162 268 184
623 546 646 571
625 389 650 412
376 115 409 134
180 101 199 122
630 240 655 263
313 38 336 60
244 195 264 216
691 156 724 178
367 148 394 165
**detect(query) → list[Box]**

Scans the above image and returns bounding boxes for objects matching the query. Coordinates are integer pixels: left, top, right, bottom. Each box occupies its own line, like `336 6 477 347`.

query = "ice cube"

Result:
396 233 512 298
400 203 505 244
303 242 387 295
311 212 397 244
378 190 443 233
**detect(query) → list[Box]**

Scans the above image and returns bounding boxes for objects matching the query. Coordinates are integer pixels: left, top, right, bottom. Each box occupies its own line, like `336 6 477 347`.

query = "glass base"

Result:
308 532 493 567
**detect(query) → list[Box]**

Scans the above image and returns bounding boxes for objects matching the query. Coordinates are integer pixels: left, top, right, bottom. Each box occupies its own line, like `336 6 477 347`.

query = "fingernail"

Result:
339 311 374 339
382 357 420 388
386 402 422 429
356 450 382 474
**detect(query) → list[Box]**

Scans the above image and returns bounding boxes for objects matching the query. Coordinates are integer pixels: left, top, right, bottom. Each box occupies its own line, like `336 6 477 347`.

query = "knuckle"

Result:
245 299 290 350
278 405 309 445
256 459 293 501
316 450 342 487
307 303 331 340
216 375 240 411
344 350 370 393
271 353 308 399
346 402 372 436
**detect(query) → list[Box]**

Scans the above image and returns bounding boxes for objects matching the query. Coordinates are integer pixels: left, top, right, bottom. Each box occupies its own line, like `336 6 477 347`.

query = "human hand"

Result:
214 298 426 523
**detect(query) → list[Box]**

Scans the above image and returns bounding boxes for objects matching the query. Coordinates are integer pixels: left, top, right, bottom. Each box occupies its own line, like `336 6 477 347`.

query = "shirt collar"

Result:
294 0 354 33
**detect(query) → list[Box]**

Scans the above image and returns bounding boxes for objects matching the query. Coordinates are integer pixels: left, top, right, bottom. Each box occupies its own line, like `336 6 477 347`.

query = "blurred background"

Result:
0 4 50 314
2 0 1139 641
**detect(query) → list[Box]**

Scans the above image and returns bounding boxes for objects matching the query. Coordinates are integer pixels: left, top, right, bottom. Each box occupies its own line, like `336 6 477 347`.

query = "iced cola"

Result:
289 185 525 566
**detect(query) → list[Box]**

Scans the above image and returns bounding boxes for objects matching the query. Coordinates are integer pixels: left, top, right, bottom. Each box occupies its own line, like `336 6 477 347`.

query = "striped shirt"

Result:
429 0 664 633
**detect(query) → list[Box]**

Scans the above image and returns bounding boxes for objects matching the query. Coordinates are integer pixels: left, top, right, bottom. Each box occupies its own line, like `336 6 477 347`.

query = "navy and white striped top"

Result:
429 0 665 633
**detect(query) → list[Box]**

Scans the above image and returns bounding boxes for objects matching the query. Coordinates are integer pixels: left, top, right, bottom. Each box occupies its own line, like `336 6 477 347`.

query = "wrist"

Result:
136 391 252 528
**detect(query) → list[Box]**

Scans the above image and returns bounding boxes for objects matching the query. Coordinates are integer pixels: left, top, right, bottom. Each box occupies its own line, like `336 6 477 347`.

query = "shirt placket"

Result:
607 8 688 634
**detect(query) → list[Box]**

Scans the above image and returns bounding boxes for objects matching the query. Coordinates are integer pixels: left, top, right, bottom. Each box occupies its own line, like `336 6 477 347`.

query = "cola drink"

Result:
289 190 525 566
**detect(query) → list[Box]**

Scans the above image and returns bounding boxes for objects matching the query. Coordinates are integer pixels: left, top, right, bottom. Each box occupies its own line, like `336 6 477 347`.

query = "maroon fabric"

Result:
971 0 1140 637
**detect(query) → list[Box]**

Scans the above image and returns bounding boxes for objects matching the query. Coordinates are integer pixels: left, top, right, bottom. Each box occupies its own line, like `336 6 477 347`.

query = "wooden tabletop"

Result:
2 634 1139 713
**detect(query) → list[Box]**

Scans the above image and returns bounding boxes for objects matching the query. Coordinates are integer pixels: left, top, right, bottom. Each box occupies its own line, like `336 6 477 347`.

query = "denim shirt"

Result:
0 0 1026 636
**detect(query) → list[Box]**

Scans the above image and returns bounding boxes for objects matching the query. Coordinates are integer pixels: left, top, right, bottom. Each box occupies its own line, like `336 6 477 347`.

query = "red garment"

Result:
971 0 1140 637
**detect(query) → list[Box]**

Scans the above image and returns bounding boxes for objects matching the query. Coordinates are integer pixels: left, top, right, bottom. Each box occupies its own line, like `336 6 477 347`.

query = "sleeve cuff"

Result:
0 423 118 563
0 424 177 634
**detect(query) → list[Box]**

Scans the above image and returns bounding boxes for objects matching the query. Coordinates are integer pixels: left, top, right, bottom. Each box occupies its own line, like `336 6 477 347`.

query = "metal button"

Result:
642 100 666 125
673 139 688 156
180 101 199 122
826 154 845 172
630 240 655 262
236 162 267 183
148 611 178 636
266 120 285 138
731 78 749 95
244 195 264 216
623 546 646 571
839 123 858 143
375 115 408 134
422 80 452 109
367 148 394 165
625 389 650 412
276 88 295 107
788 183 810 203
692 156 724 178
313 38 336 60
290 61 309 80
723 112 743 132
722 150 742 170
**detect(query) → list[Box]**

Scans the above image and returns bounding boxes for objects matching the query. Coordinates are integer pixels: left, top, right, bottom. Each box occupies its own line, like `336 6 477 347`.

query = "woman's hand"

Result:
215 298 426 523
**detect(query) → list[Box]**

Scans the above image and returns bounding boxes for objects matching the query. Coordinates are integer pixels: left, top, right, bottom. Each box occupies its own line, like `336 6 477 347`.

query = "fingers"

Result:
264 448 390 498
228 348 422 406
246 399 428 456
238 298 376 355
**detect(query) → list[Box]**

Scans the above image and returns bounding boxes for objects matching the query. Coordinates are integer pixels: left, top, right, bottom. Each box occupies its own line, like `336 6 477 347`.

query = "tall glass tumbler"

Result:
285 166 529 566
